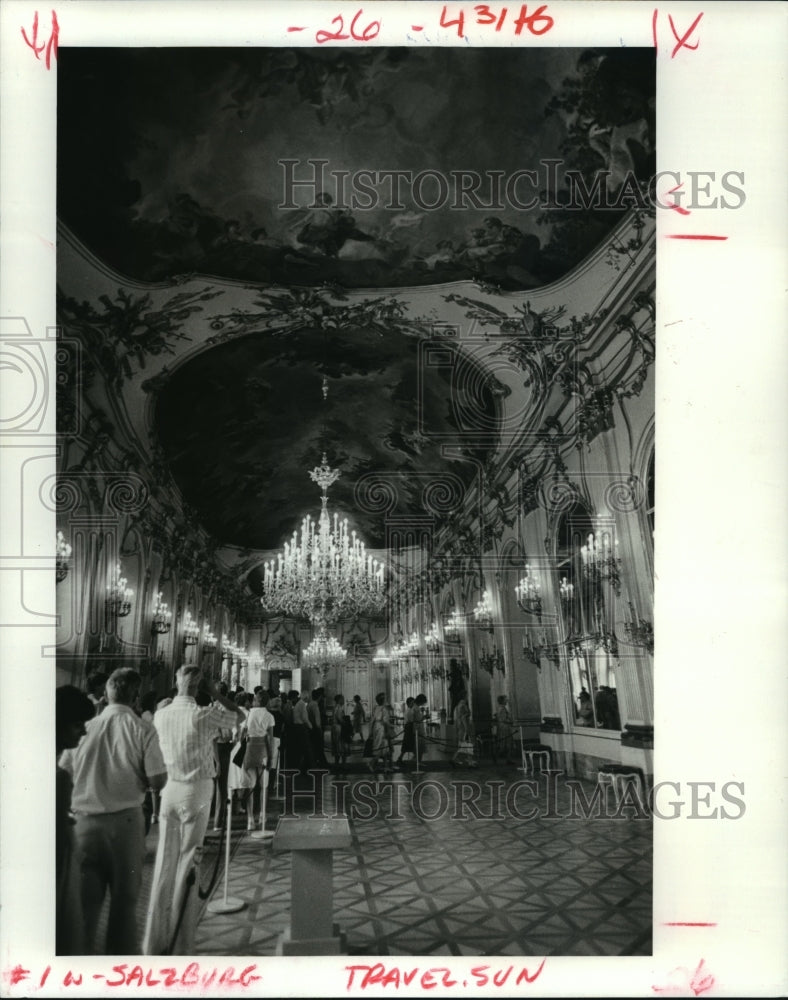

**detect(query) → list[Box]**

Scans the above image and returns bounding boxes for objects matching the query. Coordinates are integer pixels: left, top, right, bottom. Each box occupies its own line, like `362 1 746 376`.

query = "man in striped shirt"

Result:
142 665 243 955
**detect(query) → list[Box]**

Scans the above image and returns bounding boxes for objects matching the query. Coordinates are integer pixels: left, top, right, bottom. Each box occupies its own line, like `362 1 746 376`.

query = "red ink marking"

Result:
513 4 554 36
653 958 715 996
63 970 83 986
21 9 58 69
411 25 424 31
6 967 30 986
667 235 727 241
315 9 379 43
652 8 659 53
440 6 465 36
287 26 307 32
665 183 691 216
345 962 544 991
663 922 717 926
40 966 51 988
668 11 703 58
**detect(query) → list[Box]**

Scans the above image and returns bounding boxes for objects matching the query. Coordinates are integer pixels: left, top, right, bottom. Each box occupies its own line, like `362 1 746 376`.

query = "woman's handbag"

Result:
232 739 247 767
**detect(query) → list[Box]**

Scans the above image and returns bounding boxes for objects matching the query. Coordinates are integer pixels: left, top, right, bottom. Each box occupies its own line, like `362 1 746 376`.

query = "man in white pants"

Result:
142 666 243 955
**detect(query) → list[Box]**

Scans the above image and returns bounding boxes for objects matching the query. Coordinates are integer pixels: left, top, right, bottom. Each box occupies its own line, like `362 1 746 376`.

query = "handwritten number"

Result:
316 9 380 44
351 9 381 41
513 4 554 35
440 5 466 36
316 14 347 43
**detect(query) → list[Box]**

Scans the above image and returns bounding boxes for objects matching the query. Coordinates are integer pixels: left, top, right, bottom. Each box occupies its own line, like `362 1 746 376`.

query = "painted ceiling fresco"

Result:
154 325 496 551
58 45 654 561
58 47 655 291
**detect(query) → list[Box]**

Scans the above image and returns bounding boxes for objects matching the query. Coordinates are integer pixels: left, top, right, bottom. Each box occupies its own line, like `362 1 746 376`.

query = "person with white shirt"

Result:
242 690 275 830
142 665 243 955
67 667 167 954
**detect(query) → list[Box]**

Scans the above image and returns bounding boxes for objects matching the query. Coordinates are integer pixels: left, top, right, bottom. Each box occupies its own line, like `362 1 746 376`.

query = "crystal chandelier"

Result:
514 565 542 617
302 627 346 676
425 621 440 653
261 453 386 625
107 562 133 617
56 530 72 583
152 592 172 634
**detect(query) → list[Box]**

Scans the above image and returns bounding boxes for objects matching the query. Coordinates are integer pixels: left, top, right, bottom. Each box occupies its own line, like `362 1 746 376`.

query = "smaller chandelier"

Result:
425 622 440 653
580 522 622 594
514 565 542 617
182 611 200 646
56 530 72 583
152 592 172 634
472 590 494 632
408 630 421 654
373 646 391 667
303 627 346 676
202 626 218 653
107 562 133 617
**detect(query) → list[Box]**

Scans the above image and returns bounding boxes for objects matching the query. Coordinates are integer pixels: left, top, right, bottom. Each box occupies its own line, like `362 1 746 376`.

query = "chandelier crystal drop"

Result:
261 453 386 624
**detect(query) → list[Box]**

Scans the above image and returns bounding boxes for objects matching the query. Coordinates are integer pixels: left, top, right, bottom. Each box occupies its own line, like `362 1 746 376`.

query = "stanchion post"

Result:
251 767 274 841
206 792 246 914
412 723 424 775
518 726 529 774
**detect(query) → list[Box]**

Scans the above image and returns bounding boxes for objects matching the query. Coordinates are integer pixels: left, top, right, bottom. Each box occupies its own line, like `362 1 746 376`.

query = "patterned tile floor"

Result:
178 764 653 958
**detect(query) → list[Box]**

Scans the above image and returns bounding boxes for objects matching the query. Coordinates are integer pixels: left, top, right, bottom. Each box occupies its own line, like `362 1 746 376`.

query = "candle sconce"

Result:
623 602 654 654
472 591 494 633
580 524 622 596
107 562 134 618
56 531 72 583
479 644 505 676
183 610 200 646
514 565 542 619
152 592 172 634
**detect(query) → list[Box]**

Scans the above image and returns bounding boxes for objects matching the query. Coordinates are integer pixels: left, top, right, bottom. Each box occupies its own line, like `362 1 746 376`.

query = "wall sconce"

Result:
559 577 574 606
580 521 622 595
472 591 494 632
152 592 172 634
425 622 440 653
107 562 133 617
514 565 542 618
623 602 654 654
202 626 218 653
444 609 464 644
56 530 72 583
479 644 505 676
183 610 200 646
